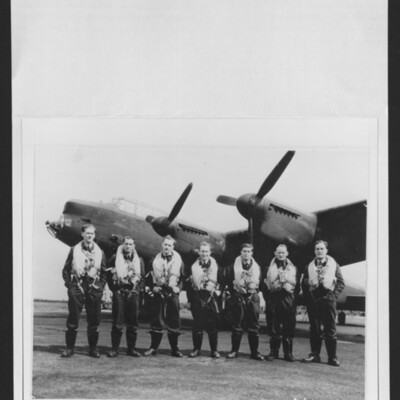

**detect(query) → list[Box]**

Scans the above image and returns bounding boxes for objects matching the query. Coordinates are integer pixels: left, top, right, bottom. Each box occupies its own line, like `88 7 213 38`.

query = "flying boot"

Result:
326 339 340 367
208 332 220 359
282 337 295 362
126 328 142 357
265 338 281 361
226 333 242 359
61 328 77 358
248 332 264 361
168 332 183 357
302 336 322 363
189 331 203 358
143 331 163 356
88 330 101 358
107 327 122 358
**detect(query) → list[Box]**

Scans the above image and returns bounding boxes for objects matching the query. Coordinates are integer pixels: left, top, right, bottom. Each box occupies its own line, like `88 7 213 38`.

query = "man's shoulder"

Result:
150 253 161 264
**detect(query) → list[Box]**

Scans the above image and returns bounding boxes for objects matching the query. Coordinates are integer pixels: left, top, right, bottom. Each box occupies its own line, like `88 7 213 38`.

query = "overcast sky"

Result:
27 118 371 300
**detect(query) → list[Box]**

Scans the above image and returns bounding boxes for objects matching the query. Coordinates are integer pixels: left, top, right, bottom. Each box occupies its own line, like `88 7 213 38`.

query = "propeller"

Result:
216 151 295 243
146 183 193 237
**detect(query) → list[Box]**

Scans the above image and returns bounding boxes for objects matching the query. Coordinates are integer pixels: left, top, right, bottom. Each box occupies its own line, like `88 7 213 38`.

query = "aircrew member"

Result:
225 243 264 360
106 236 145 358
187 242 223 359
61 224 107 358
301 240 345 367
263 244 299 362
144 235 185 357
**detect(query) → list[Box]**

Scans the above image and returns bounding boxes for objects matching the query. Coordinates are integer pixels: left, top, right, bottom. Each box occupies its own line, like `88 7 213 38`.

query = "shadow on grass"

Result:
33 344 261 360
32 344 185 357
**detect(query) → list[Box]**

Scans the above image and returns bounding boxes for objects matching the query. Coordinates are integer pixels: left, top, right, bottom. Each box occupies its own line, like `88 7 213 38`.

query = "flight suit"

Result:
62 241 107 357
263 258 300 361
187 257 223 358
301 256 345 366
106 249 145 357
144 250 185 356
225 257 264 360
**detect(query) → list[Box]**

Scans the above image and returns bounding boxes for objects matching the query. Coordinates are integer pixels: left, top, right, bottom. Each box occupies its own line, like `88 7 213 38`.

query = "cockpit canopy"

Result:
111 197 166 220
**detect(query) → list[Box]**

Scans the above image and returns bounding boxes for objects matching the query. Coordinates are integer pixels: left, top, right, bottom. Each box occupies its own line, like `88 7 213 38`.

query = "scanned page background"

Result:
12 1 387 399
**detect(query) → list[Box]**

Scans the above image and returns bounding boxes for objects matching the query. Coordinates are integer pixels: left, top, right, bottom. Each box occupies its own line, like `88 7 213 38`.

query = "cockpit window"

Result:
111 197 165 219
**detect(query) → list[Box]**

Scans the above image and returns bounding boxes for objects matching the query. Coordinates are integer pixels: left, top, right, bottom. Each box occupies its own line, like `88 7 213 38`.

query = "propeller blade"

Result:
256 151 295 199
168 183 193 222
216 195 237 206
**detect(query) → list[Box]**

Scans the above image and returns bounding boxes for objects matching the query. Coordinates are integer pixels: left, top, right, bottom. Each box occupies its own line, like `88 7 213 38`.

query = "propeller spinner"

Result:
217 151 295 243
146 183 193 237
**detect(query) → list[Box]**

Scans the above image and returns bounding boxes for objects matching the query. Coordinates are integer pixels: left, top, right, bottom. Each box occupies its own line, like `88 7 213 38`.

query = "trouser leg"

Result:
302 299 322 363
265 296 280 361
126 328 141 357
189 330 203 357
85 289 103 358
248 332 264 360
125 292 141 356
281 293 296 362
112 327 123 351
66 328 77 348
321 295 340 366
326 338 340 366
167 331 183 357
190 295 203 357
87 330 100 358
204 292 219 358
165 294 181 333
107 291 124 357
245 294 263 360
281 293 296 339
265 338 280 361
61 328 78 358
226 294 244 359
62 285 84 358
245 293 261 335
151 330 163 349
125 292 140 332
321 295 338 341
85 289 103 332
107 327 122 357
149 295 165 332
143 330 163 356
208 332 219 352
192 330 203 351
66 285 84 331
282 337 295 362
226 332 242 359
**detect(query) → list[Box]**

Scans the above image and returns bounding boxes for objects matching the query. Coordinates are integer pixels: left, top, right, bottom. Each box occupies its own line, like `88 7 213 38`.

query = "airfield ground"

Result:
32 301 365 400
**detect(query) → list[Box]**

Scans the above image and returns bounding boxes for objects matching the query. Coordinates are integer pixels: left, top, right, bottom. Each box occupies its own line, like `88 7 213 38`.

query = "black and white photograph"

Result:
12 1 387 400
17 118 377 400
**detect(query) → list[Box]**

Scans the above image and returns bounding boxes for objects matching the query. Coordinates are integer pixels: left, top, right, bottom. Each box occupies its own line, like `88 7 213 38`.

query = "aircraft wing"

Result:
314 201 367 267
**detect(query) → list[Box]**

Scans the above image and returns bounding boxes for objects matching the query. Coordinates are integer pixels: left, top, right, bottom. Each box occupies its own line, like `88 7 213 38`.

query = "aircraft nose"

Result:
45 219 63 238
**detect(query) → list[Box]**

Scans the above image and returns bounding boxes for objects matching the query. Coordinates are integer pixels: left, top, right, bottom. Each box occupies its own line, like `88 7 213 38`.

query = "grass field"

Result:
32 302 365 400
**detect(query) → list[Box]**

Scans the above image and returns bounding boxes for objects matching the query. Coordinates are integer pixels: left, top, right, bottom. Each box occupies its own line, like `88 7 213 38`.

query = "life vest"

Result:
307 255 337 292
233 256 261 294
152 250 182 290
191 257 218 292
265 258 297 294
71 241 102 279
113 245 141 286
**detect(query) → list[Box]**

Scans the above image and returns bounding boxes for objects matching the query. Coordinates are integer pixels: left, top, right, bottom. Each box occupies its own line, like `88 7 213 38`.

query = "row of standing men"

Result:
61 224 345 367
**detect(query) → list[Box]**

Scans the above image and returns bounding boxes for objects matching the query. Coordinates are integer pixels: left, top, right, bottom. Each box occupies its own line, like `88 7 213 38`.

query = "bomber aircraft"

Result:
46 151 366 325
